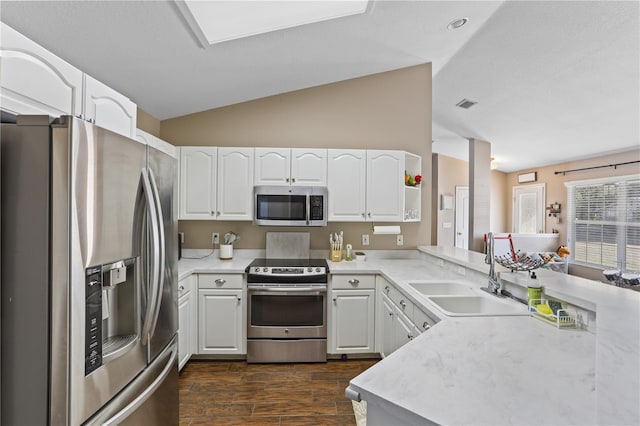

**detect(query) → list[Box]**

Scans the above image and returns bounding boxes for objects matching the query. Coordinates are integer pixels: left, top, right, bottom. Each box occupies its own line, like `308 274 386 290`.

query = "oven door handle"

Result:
248 287 327 294
306 193 310 225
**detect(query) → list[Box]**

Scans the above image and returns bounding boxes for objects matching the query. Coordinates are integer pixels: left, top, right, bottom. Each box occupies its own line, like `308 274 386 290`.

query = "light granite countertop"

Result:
178 246 640 425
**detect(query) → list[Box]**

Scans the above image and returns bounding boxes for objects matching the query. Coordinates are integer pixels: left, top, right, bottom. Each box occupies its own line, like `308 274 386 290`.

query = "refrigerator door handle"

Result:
140 168 161 345
147 168 165 339
102 343 177 426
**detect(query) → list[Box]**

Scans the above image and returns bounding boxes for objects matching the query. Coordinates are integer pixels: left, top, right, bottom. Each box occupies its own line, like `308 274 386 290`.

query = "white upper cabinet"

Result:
255 148 327 186
83 74 137 138
0 23 137 138
290 148 327 186
366 150 405 222
216 147 254 221
0 22 83 117
327 149 367 221
180 147 217 219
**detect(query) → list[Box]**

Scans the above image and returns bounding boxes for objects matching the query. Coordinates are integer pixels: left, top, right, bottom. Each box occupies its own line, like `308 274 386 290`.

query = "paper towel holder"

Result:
372 224 401 235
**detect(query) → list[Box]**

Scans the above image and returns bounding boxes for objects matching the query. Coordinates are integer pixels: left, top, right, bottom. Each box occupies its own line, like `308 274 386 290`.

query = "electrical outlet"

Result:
396 234 404 246
437 259 444 267
179 232 184 244
457 266 466 276
362 234 370 246
212 233 219 245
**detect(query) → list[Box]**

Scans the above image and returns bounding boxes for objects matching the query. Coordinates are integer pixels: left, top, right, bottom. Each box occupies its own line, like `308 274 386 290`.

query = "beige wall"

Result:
161 64 432 250
136 108 161 137
490 170 508 232
505 149 640 245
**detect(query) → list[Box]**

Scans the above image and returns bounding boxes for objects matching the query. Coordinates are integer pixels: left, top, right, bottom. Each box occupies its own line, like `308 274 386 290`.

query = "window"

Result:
566 175 640 270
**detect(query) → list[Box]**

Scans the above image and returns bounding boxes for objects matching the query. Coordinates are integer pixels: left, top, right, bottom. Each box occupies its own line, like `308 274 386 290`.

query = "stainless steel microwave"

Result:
253 185 328 227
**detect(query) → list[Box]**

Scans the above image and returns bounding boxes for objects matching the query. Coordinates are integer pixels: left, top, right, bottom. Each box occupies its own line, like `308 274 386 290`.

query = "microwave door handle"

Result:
140 168 160 345
306 193 310 225
147 168 165 340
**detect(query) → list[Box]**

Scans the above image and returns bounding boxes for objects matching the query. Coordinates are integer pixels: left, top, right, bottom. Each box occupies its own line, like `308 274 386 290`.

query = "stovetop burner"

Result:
247 258 328 268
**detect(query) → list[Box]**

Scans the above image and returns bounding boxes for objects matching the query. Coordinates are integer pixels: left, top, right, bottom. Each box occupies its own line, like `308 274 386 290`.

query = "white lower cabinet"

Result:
377 276 437 358
197 274 245 355
178 274 196 371
329 275 376 354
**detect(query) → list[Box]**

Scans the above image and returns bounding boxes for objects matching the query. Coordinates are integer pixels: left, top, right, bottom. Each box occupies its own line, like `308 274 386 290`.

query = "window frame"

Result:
565 174 640 271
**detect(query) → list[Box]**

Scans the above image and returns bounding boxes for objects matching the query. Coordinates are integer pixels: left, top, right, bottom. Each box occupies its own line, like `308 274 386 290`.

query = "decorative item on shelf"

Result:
546 202 561 223
494 250 549 272
220 232 240 260
404 171 421 187
329 231 343 262
556 245 571 258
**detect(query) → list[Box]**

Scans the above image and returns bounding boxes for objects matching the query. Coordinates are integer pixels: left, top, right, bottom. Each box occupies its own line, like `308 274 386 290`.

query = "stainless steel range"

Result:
246 258 329 363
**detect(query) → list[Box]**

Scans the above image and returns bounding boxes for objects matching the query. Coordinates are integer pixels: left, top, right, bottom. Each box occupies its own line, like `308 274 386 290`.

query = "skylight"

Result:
181 0 369 46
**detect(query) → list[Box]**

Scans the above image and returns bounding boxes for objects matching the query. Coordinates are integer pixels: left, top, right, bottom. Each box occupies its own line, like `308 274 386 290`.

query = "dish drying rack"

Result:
494 251 549 272
528 298 577 328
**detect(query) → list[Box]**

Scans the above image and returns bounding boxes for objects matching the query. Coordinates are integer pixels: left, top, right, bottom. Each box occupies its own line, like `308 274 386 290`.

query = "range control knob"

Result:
263 267 268 273
315 267 321 272
307 267 312 273
254 267 260 273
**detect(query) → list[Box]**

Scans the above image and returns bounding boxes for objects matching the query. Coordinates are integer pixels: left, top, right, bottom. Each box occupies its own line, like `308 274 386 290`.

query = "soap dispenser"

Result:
527 272 542 304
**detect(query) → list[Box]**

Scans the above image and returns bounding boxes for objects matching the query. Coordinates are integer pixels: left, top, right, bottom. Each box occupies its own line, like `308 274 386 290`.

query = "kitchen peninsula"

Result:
178 247 640 426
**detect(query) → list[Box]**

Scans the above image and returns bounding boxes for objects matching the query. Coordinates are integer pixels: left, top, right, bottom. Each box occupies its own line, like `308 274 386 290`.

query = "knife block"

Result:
330 250 342 262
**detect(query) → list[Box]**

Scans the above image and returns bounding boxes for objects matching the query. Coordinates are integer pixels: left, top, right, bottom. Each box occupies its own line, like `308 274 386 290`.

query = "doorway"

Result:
455 186 469 249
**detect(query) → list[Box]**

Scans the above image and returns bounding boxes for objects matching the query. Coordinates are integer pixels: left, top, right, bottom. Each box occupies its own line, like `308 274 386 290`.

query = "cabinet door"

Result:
198 289 244 355
254 148 290 185
83 74 136 138
393 308 415 351
178 292 191 371
380 294 396 358
180 147 217 219
217 147 254 220
0 22 83 117
330 289 375 353
366 150 404 222
291 148 327 186
327 149 366 221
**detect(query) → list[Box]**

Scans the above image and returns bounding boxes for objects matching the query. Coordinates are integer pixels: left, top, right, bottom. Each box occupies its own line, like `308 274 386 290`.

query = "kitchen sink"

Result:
426 295 529 317
408 280 476 296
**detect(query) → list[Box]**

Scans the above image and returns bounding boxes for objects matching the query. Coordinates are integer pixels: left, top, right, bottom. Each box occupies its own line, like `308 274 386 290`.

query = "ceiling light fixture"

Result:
447 18 468 30
456 99 477 109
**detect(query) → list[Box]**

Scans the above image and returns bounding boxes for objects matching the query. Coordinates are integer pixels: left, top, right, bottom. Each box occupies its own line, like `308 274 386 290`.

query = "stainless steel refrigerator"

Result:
1 115 178 425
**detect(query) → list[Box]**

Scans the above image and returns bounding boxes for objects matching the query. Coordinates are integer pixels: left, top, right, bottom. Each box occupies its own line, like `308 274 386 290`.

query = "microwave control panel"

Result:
85 266 103 375
310 195 324 220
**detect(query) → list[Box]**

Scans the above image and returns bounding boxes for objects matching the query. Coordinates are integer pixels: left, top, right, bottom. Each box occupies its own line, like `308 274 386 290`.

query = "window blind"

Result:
566 175 640 270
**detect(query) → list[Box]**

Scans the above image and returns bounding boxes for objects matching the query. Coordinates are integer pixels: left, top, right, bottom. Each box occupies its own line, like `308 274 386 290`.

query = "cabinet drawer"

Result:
178 274 195 298
332 274 375 289
385 285 414 318
413 308 437 333
198 273 243 289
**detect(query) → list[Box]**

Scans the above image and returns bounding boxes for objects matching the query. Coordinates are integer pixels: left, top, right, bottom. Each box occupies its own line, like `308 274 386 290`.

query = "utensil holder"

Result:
330 250 342 262
220 244 233 260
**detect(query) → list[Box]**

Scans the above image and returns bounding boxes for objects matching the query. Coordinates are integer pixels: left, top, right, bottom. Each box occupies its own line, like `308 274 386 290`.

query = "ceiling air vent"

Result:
456 99 477 109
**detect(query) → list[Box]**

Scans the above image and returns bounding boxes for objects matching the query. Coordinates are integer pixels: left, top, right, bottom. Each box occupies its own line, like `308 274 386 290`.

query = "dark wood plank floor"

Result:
179 359 378 425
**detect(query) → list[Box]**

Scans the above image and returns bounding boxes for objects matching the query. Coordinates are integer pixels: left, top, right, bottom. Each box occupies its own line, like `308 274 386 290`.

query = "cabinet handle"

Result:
399 300 407 308
237 297 242 302
389 312 393 317
179 285 184 291
333 297 337 303
348 279 360 286
367 212 371 217
211 211 215 216
384 286 390 293
422 321 431 330
408 334 413 340
286 178 290 182
214 278 226 285
216 211 220 216
362 213 365 218
292 178 296 183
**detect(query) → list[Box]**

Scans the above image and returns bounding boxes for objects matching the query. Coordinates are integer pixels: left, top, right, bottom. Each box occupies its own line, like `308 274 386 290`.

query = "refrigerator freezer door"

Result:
147 145 178 361
87 337 179 425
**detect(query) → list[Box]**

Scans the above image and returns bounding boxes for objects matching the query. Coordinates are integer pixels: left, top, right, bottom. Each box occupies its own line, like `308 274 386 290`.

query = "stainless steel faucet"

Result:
482 232 500 294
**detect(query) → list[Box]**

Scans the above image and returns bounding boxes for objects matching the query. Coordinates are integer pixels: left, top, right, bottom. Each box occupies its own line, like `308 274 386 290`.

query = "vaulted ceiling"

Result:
1 1 638 172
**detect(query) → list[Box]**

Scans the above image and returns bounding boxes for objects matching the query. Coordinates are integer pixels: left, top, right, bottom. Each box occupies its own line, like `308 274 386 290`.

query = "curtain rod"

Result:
554 160 640 176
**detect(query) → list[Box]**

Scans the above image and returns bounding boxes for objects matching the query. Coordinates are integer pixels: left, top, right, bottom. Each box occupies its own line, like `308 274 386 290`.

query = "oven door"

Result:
247 287 327 339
